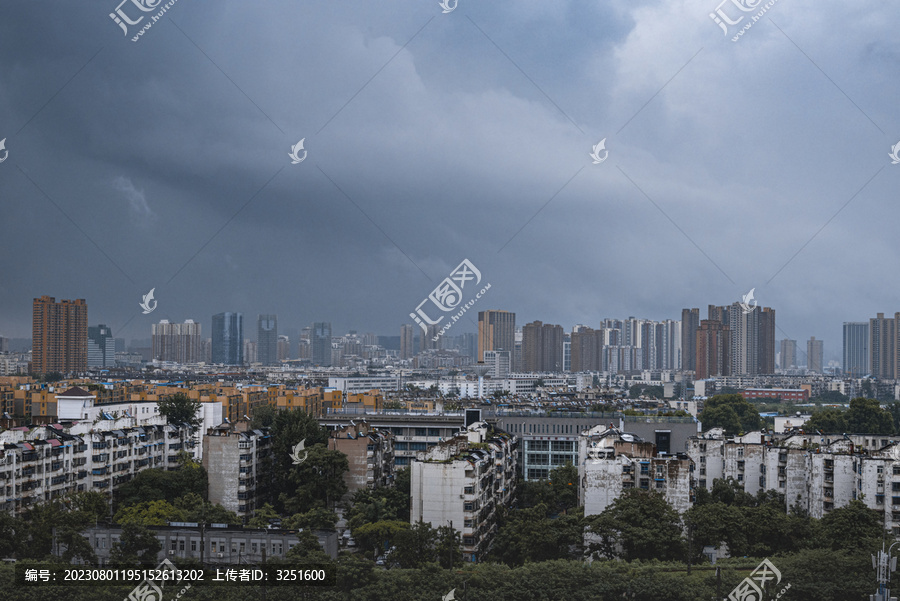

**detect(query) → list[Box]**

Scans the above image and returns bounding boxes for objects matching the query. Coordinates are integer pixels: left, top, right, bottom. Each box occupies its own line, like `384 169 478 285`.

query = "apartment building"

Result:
687 431 900 535
202 425 272 518
327 420 394 495
578 425 694 516
410 423 516 562
0 420 194 515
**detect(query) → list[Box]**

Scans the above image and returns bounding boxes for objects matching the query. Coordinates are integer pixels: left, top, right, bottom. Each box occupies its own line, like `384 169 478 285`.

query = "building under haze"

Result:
780 339 797 370
843 322 869 377
477 310 515 362
522 321 564 372
311 322 332 367
32 296 87 375
87 324 115 368
400 324 415 360
869 313 897 380
211 312 243 365
570 326 602 372
257 314 278 366
681 308 699 372
807 337 823 373
696 319 730 379
151 319 202 364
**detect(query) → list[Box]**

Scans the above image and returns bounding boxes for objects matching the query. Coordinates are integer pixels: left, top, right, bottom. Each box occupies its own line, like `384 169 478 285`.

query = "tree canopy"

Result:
700 394 762 435
157 392 202 428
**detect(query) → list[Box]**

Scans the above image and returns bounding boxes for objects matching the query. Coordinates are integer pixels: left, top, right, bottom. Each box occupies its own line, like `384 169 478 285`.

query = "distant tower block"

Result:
473 364 491 399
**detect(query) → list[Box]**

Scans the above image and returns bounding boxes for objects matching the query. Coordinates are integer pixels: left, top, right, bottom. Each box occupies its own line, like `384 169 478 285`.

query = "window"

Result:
191 541 197 552
179 540 185 551
428 428 440 437
414 428 427 437
737 447 744 458
737 474 743 482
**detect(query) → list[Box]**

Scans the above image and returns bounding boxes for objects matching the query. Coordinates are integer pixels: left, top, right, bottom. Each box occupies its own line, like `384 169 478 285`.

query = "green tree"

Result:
817 499 886 553
109 523 162 566
586 489 684 562
157 392 201 428
489 504 583 566
114 500 185 526
285 529 332 564
173 493 241 525
283 507 338 530
247 503 281 529
549 463 579 514
845 397 893 434
115 461 208 508
264 407 331 510
811 390 848 404
280 445 349 513
804 408 848 433
700 394 762 435
352 520 409 556
0 512 23 558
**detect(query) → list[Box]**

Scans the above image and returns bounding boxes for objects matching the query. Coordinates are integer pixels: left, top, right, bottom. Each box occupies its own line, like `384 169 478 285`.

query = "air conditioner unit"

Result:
217 553 223 558
168 550 175 555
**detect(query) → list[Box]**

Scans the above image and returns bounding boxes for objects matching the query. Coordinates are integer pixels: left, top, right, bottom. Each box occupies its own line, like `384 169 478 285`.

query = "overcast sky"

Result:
1 0 898 363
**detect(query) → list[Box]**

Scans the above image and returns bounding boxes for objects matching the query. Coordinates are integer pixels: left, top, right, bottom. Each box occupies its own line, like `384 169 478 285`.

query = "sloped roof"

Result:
58 386 93 397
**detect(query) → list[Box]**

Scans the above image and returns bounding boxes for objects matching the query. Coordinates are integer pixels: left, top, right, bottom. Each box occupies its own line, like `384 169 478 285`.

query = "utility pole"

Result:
873 543 899 601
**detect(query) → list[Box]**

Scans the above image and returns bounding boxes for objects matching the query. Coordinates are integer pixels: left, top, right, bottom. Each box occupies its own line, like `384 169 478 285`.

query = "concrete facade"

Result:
579 425 693 516
410 423 516 562
327 420 394 495
79 524 338 564
202 426 271 518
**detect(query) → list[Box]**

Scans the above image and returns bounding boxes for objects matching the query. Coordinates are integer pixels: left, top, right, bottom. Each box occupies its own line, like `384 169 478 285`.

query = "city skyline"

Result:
1 2 897 360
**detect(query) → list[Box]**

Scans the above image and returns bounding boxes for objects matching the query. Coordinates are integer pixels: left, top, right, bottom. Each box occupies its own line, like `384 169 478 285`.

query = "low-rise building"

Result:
410 422 516 562
327 420 393 495
78 523 338 564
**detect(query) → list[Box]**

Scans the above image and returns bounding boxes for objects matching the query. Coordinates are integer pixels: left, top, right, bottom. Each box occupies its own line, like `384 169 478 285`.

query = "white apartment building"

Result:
688 431 900 534
410 422 516 562
578 425 694 516
0 419 195 515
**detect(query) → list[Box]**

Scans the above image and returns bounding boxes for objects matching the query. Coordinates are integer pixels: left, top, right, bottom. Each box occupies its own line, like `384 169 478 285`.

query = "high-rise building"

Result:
758 307 776 374
483 350 511 378
151 319 202 363
570 327 602 372
681 309 699 372
257 314 278 366
522 321 564 372
400 324 415 360
780 339 797 370
87 324 115 368
311 322 332 366
421 325 441 351
843 322 869 377
869 313 897 380
212 312 243 365
807 337 824 373
707 302 774 376
32 296 88 375
277 335 290 362
696 319 731 379
477 310 515 362
243 339 257 364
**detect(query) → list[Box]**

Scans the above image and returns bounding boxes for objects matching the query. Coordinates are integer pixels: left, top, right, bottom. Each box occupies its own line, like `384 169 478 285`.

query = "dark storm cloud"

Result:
0 0 898 365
